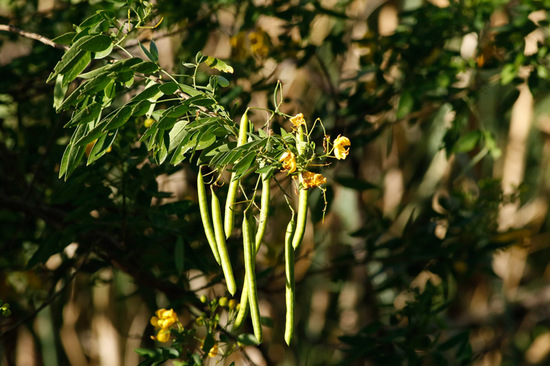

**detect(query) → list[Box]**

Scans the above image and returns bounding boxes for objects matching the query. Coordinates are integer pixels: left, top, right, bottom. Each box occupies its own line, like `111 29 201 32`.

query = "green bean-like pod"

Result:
243 211 262 344
224 111 249 238
284 216 296 345
292 124 309 249
234 175 270 330
233 279 249 330
197 169 221 264
254 172 271 251
211 186 237 295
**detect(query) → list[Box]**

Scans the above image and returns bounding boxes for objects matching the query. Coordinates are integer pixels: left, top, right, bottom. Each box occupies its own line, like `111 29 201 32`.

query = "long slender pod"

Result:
243 211 262 343
233 279 249 330
284 216 296 345
235 174 269 329
224 111 249 238
197 169 221 264
211 186 237 295
292 124 309 249
254 172 271 251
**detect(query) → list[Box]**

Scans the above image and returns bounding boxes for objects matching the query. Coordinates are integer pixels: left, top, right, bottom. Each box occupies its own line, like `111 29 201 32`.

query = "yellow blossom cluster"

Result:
150 308 179 343
278 114 351 190
302 171 327 189
230 28 270 59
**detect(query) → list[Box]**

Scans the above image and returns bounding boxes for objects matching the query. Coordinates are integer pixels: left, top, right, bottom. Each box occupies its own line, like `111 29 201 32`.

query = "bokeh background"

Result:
2 0 550 364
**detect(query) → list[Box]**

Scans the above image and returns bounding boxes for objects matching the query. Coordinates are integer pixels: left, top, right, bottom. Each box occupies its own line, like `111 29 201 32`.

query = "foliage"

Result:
2 0 550 365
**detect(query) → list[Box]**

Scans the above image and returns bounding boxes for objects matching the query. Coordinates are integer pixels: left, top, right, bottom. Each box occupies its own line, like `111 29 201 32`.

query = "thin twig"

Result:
0 24 68 50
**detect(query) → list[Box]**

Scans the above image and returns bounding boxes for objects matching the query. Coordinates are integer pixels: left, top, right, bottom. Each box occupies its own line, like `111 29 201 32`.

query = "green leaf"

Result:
150 40 159 62
139 41 159 63
236 333 259 346
453 130 481 153
59 125 87 179
396 90 414 119
232 150 256 179
132 100 151 117
80 34 112 52
63 50 92 86
57 82 86 111
179 84 202 97
157 116 177 130
130 84 162 102
111 57 143 71
130 61 159 74
214 75 229 87
75 124 106 146
195 131 217 151
53 75 68 110
80 74 112 94
94 43 113 59
65 102 102 127
79 12 103 29
79 64 111 79
501 63 517 85
52 32 75 45
87 130 117 165
205 56 234 73
159 82 179 95
140 122 159 143
103 105 133 130
48 35 96 82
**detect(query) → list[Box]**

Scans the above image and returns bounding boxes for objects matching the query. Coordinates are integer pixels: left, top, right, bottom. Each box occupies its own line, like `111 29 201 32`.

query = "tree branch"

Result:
0 24 68 50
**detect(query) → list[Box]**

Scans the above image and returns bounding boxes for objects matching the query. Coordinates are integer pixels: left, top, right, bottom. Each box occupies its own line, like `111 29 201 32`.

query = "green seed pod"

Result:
243 210 262 344
211 186 237 295
292 124 309 250
197 169 221 264
284 216 296 345
224 111 249 238
254 172 271 251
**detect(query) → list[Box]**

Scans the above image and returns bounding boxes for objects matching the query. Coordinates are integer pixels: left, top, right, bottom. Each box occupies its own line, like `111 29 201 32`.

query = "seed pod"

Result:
254 172 271 250
233 280 249 330
284 216 296 345
211 185 237 295
224 111 249 238
243 211 262 343
292 124 309 249
197 169 221 264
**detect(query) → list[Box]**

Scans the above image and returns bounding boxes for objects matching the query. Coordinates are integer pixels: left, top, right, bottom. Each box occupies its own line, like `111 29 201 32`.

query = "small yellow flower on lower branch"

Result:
151 308 178 329
153 329 171 343
302 171 327 189
280 151 297 174
333 135 351 160
290 113 306 129
150 308 179 343
208 343 219 358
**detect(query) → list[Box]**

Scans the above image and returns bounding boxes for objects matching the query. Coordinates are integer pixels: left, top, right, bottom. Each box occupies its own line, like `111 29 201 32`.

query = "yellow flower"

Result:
302 171 327 189
150 308 178 330
248 29 269 58
280 151 297 174
228 299 237 309
153 329 171 343
208 343 219 358
333 135 350 160
290 113 306 129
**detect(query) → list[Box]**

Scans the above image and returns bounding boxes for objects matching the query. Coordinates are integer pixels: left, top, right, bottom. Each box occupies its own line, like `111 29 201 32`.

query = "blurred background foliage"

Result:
2 0 550 364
